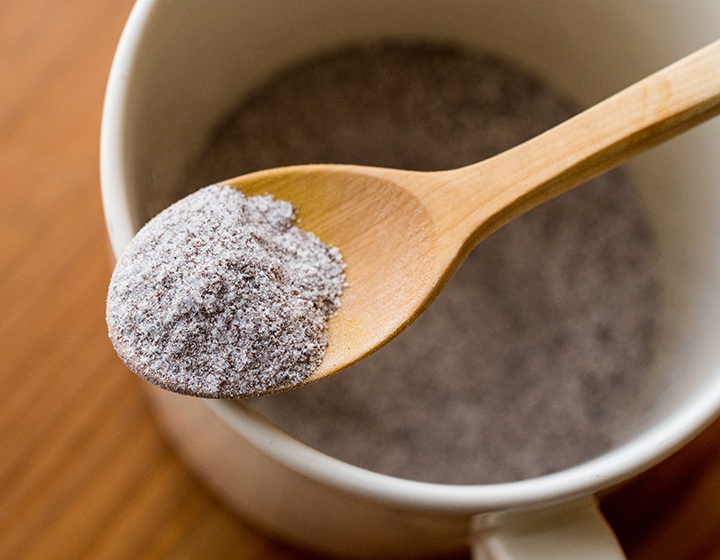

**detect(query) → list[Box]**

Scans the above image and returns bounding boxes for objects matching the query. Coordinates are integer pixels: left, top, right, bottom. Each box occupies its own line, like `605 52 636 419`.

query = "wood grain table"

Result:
1 0 719 558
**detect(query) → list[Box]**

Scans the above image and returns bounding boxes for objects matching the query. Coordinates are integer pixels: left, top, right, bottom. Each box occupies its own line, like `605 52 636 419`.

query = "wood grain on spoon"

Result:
224 38 720 385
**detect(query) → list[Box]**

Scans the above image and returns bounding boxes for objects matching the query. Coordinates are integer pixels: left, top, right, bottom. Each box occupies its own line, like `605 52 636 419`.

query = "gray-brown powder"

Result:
107 184 345 398
178 43 658 484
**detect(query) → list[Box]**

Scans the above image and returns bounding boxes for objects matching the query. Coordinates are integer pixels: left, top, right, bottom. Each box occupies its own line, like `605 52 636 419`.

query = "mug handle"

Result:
470 498 626 559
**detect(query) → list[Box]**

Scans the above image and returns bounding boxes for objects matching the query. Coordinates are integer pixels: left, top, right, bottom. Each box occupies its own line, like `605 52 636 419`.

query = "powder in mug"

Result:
176 43 658 484
106 184 345 398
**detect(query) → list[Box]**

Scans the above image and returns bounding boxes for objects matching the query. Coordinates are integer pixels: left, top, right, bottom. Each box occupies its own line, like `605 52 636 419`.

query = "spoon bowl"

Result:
222 37 720 388
225 164 440 381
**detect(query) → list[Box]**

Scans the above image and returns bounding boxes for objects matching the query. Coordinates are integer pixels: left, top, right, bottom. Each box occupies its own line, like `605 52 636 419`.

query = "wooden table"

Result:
1 0 719 557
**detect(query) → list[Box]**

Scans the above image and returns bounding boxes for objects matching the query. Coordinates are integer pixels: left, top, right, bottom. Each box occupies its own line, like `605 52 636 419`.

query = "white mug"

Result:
100 0 720 557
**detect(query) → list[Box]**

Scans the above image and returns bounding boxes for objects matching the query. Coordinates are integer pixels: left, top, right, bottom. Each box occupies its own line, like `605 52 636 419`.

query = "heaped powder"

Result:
177 43 658 484
106 184 345 398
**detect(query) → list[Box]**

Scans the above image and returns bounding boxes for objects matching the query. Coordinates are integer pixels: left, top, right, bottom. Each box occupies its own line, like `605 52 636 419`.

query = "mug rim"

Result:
204 388 720 513
100 0 720 514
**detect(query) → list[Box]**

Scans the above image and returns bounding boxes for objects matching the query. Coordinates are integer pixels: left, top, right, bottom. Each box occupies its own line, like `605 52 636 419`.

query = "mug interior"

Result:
101 0 720 507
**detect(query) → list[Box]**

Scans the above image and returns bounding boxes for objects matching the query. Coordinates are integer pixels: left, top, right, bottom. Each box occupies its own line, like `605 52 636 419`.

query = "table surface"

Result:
2 0 720 558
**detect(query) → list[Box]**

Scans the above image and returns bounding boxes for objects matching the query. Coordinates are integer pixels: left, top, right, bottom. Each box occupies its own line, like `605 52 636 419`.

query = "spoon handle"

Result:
443 38 720 245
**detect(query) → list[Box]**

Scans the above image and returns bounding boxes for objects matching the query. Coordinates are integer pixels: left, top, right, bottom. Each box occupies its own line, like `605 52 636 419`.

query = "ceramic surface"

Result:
101 1 720 557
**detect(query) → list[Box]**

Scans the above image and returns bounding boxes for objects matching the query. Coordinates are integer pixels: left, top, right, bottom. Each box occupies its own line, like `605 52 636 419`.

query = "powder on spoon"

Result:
106 184 345 398
172 42 658 484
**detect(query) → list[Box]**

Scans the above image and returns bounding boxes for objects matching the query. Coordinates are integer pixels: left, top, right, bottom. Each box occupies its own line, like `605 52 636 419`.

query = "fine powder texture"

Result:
107 184 345 398
178 43 658 484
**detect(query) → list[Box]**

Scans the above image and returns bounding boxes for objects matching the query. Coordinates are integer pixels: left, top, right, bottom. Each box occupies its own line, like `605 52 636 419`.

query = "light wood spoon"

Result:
222 39 720 391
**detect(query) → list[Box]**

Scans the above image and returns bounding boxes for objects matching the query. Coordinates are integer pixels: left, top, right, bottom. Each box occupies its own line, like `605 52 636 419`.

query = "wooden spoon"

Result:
221 39 720 390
